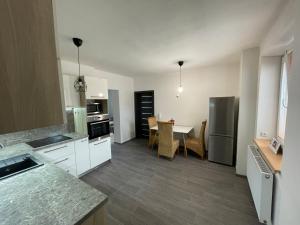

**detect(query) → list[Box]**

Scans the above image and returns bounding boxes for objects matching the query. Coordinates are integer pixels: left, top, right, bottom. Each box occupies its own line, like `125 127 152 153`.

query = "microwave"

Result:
87 103 102 115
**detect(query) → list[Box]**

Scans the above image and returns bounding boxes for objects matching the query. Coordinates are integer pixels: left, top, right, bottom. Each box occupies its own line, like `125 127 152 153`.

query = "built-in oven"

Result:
87 114 110 140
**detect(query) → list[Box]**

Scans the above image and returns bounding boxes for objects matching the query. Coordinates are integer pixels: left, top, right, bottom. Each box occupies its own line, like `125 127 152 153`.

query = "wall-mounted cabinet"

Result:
0 0 63 134
85 76 108 99
62 75 108 106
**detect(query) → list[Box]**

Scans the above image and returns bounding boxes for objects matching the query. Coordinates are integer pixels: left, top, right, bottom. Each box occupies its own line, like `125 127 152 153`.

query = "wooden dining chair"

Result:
185 120 207 159
148 116 158 148
157 121 179 159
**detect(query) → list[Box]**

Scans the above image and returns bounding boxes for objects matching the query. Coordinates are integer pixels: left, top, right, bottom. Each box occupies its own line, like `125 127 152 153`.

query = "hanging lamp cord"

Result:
180 65 182 87
78 47 80 78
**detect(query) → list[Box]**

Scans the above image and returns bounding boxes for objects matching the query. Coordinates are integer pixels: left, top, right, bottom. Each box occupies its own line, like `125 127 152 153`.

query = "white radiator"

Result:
247 145 273 224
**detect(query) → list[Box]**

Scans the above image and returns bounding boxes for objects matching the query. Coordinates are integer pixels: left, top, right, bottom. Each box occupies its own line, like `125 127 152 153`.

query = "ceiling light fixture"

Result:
73 37 86 92
176 60 184 98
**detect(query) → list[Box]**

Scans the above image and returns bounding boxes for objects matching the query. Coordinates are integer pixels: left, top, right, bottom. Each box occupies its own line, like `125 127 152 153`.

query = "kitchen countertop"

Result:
25 132 89 152
0 133 107 225
64 132 89 141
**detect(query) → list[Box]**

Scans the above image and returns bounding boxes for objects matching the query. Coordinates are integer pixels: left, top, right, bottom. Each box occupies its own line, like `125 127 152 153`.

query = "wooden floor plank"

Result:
81 139 261 225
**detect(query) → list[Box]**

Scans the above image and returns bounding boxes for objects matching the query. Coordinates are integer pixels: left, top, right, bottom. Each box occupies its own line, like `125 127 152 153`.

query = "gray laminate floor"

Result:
81 139 261 225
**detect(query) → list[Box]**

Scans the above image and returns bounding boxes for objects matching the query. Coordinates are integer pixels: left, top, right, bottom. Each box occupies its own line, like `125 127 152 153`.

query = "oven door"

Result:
87 120 110 139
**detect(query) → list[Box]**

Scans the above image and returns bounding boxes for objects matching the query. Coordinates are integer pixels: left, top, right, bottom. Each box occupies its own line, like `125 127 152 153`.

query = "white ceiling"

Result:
55 0 284 77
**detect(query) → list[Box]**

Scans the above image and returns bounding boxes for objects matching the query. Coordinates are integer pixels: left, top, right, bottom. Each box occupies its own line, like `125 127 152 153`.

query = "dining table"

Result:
150 125 194 157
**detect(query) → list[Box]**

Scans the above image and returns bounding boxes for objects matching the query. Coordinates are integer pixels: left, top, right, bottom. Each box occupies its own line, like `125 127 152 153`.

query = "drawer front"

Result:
38 142 75 161
53 154 76 169
89 138 111 168
74 137 91 176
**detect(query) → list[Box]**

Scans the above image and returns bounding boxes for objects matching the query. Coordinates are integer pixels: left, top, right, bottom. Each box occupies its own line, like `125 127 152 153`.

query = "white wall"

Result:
61 60 135 143
260 0 295 56
236 47 260 176
256 0 298 223
272 0 299 224
134 64 240 137
256 56 281 139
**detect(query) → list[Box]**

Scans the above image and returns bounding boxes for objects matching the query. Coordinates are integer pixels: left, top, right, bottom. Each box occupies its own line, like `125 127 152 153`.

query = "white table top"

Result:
151 125 193 134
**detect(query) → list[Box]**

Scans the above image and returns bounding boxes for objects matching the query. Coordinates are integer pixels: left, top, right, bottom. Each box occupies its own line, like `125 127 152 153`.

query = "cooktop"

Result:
26 135 72 148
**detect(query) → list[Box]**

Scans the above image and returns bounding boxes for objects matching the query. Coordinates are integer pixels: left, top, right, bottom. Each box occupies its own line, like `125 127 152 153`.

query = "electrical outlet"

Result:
260 131 268 137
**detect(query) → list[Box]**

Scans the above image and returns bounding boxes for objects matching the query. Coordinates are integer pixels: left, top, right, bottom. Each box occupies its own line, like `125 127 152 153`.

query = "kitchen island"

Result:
0 140 107 225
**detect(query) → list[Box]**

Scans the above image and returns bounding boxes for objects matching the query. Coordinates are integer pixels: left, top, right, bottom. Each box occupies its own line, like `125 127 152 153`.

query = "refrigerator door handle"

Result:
209 133 233 138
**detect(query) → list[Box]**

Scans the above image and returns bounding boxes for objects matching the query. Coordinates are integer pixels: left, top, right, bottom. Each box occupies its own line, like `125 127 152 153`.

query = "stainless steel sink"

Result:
0 154 43 180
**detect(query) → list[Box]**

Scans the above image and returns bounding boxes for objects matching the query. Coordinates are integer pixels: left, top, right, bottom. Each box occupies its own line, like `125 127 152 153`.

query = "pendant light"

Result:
73 37 86 92
176 61 184 97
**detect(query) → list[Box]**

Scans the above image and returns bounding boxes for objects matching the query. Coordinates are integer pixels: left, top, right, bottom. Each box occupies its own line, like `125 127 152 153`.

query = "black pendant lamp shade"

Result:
73 37 86 92
73 38 82 47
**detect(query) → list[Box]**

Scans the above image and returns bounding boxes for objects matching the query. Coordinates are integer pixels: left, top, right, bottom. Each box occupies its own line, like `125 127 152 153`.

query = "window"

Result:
277 53 292 141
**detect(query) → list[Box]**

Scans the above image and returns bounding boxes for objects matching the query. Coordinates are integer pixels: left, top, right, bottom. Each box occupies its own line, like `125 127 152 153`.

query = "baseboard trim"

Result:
236 173 247 178
114 137 135 144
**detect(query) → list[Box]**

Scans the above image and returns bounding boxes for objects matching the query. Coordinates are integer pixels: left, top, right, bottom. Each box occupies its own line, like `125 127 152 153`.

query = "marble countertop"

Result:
25 132 89 152
0 133 107 225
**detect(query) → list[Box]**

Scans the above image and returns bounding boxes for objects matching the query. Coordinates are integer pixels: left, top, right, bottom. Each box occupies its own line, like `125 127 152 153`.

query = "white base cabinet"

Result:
36 142 77 176
89 138 111 168
74 137 90 176
35 136 111 177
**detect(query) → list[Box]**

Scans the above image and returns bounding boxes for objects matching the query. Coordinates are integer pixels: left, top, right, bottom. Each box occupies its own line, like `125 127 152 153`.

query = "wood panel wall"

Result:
0 0 64 134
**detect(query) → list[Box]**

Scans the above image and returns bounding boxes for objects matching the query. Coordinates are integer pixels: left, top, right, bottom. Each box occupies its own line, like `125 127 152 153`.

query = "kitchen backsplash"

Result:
0 124 69 147
0 107 87 147
0 108 79 147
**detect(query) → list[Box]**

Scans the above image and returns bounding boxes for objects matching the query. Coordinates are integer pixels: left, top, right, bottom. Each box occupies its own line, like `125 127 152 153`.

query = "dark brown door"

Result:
135 91 154 138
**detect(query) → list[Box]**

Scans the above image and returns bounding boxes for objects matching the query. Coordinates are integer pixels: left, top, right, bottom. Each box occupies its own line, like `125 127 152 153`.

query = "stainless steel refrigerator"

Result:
208 96 237 166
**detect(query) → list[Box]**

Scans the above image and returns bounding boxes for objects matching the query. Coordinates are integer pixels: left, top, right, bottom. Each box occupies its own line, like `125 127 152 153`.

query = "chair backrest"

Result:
148 116 157 128
158 121 173 147
199 120 207 150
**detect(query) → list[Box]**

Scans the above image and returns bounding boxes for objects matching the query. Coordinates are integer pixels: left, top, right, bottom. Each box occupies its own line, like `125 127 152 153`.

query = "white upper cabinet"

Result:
85 76 108 99
63 74 80 107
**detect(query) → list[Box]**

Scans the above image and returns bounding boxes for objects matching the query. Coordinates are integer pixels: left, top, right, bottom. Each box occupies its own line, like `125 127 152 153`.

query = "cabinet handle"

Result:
44 146 67 153
54 158 69 165
94 140 107 146
90 121 108 125
91 96 104 98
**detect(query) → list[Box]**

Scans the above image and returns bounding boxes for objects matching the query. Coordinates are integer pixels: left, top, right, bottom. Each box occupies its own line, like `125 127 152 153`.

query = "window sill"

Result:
254 139 282 173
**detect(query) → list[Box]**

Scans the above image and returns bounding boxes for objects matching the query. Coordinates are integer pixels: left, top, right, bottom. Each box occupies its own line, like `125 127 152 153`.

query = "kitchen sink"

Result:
0 154 43 180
